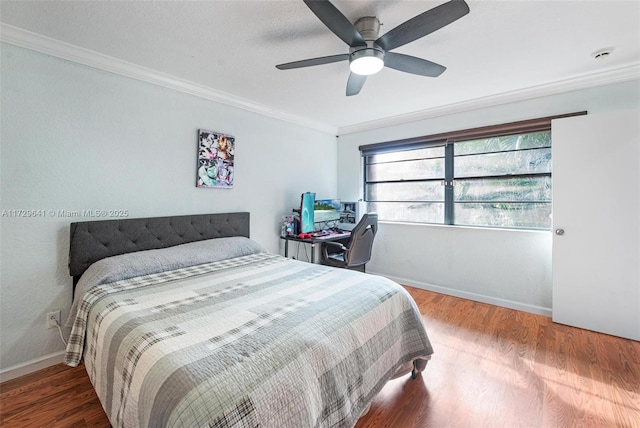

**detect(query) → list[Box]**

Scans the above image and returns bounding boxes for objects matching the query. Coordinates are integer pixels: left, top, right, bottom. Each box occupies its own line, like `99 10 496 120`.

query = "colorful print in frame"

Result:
197 129 235 188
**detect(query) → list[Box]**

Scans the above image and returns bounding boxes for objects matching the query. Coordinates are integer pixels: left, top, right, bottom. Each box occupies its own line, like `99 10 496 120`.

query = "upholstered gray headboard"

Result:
69 212 250 284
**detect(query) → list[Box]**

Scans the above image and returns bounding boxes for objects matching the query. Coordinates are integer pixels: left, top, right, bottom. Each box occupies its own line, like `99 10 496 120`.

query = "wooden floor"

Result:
1 287 639 427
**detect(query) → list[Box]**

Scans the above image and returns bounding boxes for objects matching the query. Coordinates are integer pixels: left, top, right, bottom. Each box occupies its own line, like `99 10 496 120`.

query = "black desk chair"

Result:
321 213 378 272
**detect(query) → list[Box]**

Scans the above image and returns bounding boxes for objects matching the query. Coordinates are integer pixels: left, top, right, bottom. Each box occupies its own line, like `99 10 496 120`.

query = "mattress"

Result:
64 237 433 427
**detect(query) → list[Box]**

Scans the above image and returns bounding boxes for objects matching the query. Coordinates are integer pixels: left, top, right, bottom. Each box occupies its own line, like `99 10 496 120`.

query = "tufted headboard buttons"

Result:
69 212 250 281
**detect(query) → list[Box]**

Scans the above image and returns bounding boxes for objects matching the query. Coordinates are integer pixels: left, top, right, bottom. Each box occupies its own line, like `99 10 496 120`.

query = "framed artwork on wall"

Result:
197 129 235 188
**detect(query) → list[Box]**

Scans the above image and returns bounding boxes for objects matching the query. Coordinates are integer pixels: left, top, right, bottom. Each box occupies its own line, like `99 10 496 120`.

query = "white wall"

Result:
337 79 640 315
0 44 337 377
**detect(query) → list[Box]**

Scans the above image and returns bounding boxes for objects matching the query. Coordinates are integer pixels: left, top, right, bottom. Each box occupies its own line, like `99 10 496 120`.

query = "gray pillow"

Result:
66 237 266 326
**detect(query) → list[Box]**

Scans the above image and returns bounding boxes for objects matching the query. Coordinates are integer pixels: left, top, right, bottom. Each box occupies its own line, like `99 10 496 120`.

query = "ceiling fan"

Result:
275 0 470 96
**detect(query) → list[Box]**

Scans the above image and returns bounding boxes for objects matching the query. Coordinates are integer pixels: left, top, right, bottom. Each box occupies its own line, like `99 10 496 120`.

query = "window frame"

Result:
360 112 586 230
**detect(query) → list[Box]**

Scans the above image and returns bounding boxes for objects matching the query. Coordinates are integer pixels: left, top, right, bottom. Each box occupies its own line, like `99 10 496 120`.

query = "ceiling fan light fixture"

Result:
349 49 385 75
350 56 384 75
275 0 470 95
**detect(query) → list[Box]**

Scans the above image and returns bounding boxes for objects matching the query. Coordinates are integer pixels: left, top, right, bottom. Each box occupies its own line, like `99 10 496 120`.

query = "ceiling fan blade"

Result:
384 52 446 77
376 0 470 51
276 54 349 70
303 0 366 47
346 73 367 96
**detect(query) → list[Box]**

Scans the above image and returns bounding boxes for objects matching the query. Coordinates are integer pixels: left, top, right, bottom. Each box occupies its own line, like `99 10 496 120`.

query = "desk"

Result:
281 231 351 263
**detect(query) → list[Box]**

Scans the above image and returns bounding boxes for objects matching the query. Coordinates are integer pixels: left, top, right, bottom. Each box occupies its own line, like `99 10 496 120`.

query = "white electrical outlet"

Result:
47 310 61 329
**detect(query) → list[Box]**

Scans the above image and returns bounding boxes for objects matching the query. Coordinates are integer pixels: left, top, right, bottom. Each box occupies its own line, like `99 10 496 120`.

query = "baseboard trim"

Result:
371 272 552 318
0 351 65 383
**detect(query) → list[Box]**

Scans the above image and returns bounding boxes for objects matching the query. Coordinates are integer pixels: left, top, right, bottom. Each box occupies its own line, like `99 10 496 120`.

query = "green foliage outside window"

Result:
363 131 552 230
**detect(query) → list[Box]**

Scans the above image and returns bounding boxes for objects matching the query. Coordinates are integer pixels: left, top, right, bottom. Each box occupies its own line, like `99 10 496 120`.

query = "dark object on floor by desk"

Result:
321 213 378 272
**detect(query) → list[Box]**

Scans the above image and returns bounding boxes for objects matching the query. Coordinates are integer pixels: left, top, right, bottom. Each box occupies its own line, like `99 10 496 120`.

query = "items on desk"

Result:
281 192 319 237
282 194 366 238
299 192 315 233
314 199 341 223
337 201 367 231
297 230 333 239
281 215 297 237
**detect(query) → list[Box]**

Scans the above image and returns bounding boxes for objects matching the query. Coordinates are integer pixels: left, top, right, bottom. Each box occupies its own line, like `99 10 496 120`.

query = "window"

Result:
361 113 584 230
365 145 445 223
451 132 551 228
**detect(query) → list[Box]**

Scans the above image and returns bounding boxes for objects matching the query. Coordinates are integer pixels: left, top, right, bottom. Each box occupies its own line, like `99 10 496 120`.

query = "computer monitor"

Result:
338 201 367 231
299 192 315 233
314 199 341 223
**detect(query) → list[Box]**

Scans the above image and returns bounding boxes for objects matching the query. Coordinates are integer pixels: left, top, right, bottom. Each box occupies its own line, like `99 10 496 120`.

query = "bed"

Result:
64 212 433 428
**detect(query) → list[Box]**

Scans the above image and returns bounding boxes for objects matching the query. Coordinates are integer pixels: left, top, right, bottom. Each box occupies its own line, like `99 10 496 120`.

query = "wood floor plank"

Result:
357 288 640 428
1 287 638 427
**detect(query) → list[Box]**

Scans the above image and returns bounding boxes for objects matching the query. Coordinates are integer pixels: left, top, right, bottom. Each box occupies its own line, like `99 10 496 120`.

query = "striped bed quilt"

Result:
64 249 433 428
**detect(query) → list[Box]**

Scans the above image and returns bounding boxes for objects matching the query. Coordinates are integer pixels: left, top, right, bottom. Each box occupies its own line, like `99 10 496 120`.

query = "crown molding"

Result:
0 23 338 135
338 62 640 135
3 23 638 138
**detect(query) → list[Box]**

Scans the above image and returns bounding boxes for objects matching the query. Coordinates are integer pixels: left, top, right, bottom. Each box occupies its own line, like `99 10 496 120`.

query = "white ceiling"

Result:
1 0 639 134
